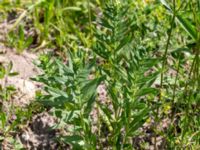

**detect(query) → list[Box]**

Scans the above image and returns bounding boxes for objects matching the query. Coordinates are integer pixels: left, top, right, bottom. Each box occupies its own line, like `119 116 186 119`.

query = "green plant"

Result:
7 25 33 53
0 62 18 100
1 0 200 149
34 2 161 149
0 62 22 148
0 61 43 149
159 0 200 149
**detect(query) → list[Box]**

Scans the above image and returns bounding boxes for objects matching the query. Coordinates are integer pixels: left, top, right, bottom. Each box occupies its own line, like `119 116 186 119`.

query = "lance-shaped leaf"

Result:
160 0 197 40
176 15 197 40
81 76 105 102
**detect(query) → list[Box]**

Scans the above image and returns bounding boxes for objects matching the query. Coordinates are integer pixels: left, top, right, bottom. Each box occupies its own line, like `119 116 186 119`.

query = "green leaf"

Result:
84 94 96 117
8 72 19 76
55 59 74 76
61 135 83 143
25 36 33 48
136 87 158 97
97 101 113 132
116 34 132 52
176 15 197 40
141 58 159 71
169 47 191 54
45 86 69 98
81 77 104 101
54 76 69 84
114 65 127 80
108 86 119 112
160 0 197 40
39 95 74 108
77 69 90 83
6 85 16 91
19 25 25 41
100 18 114 30
127 107 148 136
0 112 6 129
62 7 81 11
7 61 13 73
160 0 172 11
0 65 6 79
60 135 84 149
137 71 159 87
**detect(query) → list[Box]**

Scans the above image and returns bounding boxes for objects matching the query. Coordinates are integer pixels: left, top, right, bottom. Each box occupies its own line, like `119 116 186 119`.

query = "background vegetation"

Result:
0 0 199 149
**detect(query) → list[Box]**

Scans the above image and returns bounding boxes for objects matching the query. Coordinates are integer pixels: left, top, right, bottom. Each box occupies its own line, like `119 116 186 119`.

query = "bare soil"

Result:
0 21 62 149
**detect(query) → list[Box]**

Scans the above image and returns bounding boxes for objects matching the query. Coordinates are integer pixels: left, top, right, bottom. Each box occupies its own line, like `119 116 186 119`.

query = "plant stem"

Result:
156 1 176 149
87 0 93 36
160 3 176 89
171 55 181 135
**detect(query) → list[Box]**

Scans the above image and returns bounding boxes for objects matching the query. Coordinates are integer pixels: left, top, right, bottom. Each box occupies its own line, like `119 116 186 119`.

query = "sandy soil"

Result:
0 20 62 149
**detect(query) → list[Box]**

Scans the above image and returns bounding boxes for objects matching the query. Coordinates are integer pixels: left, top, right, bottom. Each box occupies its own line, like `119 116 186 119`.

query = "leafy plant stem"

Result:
80 109 88 147
160 1 176 89
171 55 181 129
157 0 176 149
87 0 93 36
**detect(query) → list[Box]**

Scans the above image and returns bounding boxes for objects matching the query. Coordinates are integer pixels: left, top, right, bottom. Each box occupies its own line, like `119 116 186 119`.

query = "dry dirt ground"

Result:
0 48 39 106
0 21 62 150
